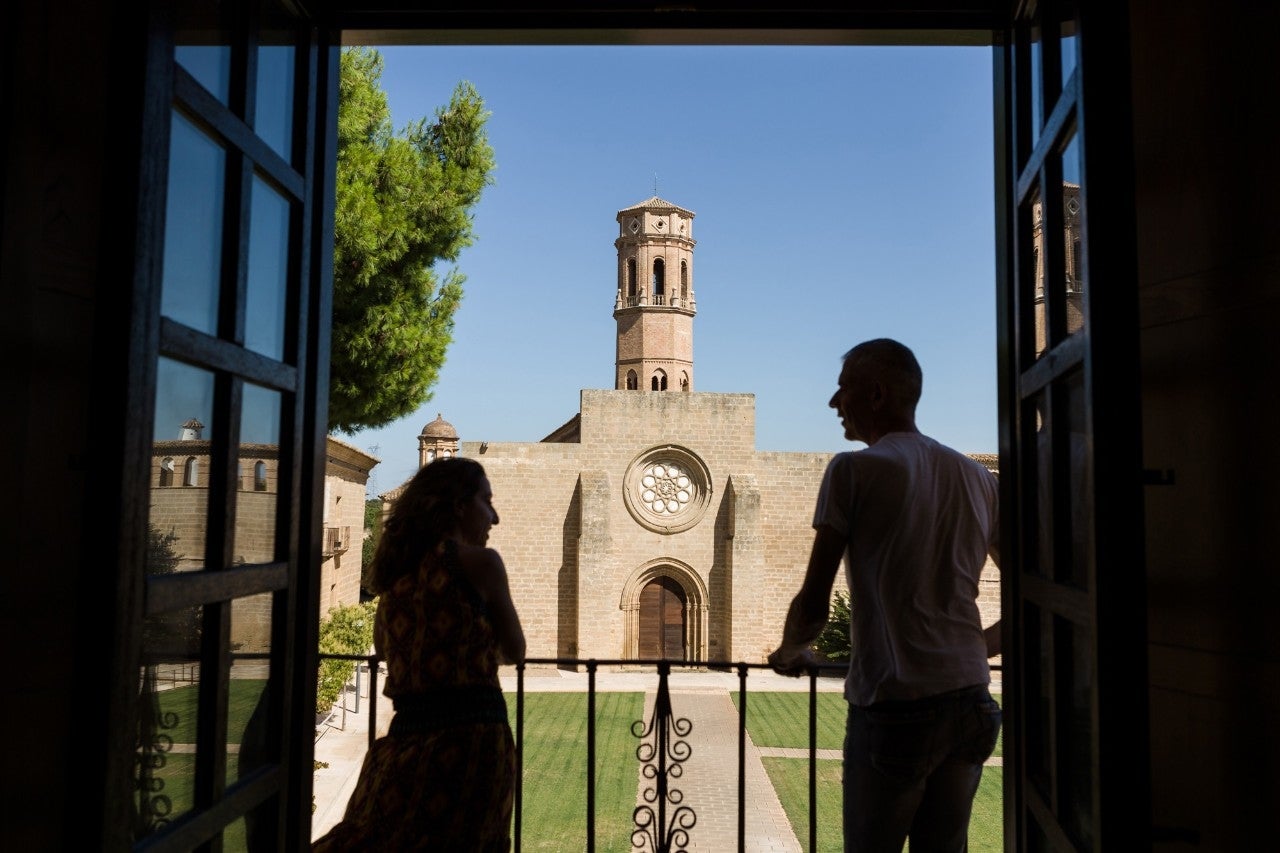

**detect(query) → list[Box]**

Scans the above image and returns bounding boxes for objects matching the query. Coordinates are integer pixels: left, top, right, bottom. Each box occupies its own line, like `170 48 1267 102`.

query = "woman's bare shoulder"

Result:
453 543 507 591
454 542 504 569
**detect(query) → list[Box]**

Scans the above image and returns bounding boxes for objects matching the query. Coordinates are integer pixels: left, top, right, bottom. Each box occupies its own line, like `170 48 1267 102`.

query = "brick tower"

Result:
613 196 696 392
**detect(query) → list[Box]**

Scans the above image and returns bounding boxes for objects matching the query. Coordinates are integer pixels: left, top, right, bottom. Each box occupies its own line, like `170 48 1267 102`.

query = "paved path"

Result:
635 688 802 852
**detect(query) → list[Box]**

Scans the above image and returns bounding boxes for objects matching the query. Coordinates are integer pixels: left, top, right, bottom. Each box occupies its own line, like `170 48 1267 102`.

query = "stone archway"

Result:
620 559 709 661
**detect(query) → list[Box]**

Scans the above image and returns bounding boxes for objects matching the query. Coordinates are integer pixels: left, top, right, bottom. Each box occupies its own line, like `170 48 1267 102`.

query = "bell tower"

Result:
613 196 696 392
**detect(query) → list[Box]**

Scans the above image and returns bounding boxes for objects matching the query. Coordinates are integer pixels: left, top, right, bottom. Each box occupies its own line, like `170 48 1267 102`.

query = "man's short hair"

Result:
843 339 923 408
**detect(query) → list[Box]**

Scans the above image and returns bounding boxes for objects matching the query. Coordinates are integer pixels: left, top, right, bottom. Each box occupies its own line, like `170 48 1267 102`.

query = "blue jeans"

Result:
843 685 1002 853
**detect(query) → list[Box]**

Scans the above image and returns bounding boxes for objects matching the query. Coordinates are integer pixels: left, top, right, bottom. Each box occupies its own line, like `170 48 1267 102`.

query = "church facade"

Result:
390 196 1000 664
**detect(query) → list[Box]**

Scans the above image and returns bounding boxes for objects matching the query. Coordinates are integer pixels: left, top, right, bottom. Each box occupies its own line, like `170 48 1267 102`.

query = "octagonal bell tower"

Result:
613 196 696 392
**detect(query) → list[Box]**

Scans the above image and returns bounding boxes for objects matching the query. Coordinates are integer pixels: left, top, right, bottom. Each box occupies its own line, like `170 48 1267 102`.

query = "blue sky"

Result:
352 45 997 497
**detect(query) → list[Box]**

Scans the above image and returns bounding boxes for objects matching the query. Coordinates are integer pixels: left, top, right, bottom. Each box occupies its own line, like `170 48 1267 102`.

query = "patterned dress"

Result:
313 540 514 852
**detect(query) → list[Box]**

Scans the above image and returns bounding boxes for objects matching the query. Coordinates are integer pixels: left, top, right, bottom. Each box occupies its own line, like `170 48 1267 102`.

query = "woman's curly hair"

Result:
370 456 487 594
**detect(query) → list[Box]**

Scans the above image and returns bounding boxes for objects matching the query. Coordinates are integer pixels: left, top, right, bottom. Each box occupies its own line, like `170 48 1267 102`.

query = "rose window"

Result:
640 463 693 515
623 446 712 534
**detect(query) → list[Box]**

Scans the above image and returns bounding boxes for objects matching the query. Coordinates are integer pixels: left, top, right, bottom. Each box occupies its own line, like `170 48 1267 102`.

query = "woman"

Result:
313 457 526 852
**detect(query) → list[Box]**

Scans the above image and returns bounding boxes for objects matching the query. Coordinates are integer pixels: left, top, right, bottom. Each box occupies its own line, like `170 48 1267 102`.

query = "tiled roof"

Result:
617 196 695 216
968 452 999 472
420 412 457 439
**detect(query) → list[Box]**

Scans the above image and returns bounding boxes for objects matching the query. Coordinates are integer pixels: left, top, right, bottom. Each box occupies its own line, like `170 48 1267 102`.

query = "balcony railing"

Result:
317 656 835 849
314 654 1002 852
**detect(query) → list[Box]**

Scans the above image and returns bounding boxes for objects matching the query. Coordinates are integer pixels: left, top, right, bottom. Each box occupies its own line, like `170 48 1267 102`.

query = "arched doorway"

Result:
638 576 687 660
620 559 709 661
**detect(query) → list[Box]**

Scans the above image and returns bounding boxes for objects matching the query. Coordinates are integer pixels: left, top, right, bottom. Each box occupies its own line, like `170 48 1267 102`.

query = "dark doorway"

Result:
638 576 687 660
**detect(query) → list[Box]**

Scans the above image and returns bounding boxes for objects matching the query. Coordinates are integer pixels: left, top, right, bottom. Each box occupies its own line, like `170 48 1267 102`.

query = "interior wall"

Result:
2 2 113 848
1129 2 1280 848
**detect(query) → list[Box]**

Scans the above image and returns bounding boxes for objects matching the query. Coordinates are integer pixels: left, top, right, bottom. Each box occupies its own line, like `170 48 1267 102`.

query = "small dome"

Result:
420 413 457 439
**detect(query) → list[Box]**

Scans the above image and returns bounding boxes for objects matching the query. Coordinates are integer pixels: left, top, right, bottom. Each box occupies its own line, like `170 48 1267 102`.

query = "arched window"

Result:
652 258 665 304
651 370 668 391
626 369 638 390
627 258 637 300
680 260 688 303
681 373 690 392
184 457 199 487
159 457 174 487
254 460 267 491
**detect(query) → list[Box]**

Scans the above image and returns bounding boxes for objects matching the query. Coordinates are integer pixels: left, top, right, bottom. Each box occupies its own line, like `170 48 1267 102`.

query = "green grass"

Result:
763 760 1003 853
135 679 267 849
762 757 844 853
508 692 647 853
730 691 849 750
740 692 1005 852
145 678 268 744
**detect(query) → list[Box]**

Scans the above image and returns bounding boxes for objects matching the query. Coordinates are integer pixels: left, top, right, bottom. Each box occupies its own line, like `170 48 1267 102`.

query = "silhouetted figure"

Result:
313 457 525 852
769 339 1002 852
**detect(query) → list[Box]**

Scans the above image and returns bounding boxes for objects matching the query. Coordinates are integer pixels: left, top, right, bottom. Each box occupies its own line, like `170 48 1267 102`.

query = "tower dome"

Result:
420 413 457 439
418 413 459 467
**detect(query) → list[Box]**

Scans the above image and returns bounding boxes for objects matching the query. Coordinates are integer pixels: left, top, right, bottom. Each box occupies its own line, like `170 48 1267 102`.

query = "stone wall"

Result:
461 390 1001 667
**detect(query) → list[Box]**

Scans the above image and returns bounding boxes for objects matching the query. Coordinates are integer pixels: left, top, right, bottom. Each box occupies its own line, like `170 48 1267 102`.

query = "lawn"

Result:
137 678 268 849
736 692 1005 852
508 692 648 853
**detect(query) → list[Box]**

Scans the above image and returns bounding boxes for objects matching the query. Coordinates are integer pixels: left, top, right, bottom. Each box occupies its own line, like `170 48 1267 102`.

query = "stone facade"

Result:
385 196 1000 667
148 433 377 653
457 391 1000 665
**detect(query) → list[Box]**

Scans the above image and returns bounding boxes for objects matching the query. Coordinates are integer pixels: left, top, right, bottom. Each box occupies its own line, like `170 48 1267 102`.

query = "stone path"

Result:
636 688 803 852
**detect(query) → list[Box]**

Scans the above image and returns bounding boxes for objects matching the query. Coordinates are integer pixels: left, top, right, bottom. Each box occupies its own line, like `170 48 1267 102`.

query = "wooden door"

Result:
995 1 1150 848
639 577 687 660
117 2 339 849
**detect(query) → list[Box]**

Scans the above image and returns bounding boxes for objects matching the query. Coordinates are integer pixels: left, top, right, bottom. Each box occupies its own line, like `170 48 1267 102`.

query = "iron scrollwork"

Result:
631 662 696 852
133 664 179 837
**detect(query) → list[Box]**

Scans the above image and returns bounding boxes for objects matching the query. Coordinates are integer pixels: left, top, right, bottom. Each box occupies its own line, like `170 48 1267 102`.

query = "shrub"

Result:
812 589 851 662
316 600 378 716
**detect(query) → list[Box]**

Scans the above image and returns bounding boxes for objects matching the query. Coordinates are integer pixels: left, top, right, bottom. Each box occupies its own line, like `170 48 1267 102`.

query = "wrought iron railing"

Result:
314 654 1001 853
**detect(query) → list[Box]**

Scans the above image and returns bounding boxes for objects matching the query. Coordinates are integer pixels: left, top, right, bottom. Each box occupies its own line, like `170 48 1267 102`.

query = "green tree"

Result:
812 589 851 663
143 524 202 657
360 497 382 597
330 47 495 433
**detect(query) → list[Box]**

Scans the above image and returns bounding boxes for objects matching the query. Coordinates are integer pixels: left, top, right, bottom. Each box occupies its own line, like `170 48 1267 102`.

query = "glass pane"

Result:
1060 133 1085 340
1064 369 1092 589
1029 17 1045 150
245 176 291 360
255 44 296 161
149 358 215 574
161 112 226 336
223 805 276 852
134 605 207 839
235 382 282 563
230 595 274 780
176 47 232 105
1056 615 1094 850
174 3 234 105
1026 185 1048 360
1059 0 1080 84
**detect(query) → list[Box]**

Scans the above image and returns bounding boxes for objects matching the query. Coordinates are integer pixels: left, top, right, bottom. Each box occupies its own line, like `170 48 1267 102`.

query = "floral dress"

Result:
312 540 514 852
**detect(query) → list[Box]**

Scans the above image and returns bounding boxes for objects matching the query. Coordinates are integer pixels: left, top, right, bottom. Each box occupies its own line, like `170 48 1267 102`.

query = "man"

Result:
768 338 1002 852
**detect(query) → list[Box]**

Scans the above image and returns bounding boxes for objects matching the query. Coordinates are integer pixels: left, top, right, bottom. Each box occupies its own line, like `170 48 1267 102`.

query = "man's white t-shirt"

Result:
813 432 998 706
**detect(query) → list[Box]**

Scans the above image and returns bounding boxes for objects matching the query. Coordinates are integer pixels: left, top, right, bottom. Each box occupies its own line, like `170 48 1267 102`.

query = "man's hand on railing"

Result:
767 644 817 677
